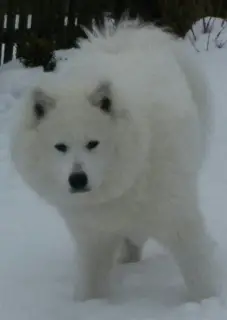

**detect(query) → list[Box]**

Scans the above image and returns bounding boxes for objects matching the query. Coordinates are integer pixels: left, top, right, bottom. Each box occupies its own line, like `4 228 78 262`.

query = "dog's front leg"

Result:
72 229 119 301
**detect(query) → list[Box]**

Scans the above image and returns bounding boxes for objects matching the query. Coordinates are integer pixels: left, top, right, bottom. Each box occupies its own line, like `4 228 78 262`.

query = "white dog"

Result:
10 18 219 301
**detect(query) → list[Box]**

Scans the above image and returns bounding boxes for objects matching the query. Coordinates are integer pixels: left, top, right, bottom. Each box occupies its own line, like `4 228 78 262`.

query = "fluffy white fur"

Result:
10 18 219 301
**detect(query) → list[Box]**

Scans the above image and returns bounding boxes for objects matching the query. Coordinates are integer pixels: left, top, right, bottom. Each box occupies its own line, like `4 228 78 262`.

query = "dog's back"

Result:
78 18 212 163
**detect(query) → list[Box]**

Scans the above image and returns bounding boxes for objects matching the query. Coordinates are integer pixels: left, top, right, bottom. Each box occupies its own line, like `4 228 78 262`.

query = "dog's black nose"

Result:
68 172 88 192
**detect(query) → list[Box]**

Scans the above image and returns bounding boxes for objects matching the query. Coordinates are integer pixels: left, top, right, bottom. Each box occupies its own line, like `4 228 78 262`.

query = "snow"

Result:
186 17 227 51
1 20 227 319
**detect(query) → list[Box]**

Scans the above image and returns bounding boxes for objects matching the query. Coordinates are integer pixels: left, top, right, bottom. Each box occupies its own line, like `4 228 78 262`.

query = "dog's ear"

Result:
89 82 112 114
32 88 55 122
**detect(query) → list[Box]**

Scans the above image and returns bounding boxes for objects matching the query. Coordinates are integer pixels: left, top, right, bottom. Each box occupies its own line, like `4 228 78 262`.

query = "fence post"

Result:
0 4 5 64
4 0 17 63
16 0 30 58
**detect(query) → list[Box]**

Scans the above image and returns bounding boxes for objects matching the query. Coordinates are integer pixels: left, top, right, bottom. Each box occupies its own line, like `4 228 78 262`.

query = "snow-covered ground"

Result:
1 19 227 319
186 17 227 51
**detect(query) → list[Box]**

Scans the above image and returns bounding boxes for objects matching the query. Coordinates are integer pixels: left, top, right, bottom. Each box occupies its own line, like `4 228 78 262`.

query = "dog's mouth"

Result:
69 187 91 194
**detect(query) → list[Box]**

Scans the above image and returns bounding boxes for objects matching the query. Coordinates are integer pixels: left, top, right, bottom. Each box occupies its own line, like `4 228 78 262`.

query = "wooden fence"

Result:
0 0 164 64
0 0 113 64
0 0 225 64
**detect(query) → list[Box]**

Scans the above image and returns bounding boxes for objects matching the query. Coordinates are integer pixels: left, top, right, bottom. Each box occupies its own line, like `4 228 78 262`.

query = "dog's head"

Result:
10 66 149 208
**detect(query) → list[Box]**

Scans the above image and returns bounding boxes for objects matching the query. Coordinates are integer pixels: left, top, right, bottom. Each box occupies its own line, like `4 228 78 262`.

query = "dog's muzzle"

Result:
68 171 90 193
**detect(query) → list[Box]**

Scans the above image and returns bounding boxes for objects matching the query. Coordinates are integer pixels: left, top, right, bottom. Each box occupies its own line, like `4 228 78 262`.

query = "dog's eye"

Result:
86 140 100 150
54 143 69 153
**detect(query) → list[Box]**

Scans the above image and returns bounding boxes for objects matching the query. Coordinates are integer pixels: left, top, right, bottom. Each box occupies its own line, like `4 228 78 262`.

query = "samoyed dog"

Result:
10 18 219 301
